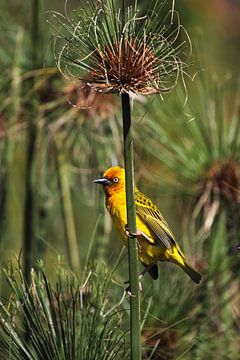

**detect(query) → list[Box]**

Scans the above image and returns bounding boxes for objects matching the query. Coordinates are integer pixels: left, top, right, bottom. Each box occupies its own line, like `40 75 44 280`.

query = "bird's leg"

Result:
124 264 157 295
124 264 157 294
124 280 143 296
138 265 150 280
124 224 142 296
124 274 143 296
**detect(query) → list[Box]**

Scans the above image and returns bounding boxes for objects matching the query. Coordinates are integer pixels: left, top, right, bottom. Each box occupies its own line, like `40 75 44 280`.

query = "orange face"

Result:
93 166 125 196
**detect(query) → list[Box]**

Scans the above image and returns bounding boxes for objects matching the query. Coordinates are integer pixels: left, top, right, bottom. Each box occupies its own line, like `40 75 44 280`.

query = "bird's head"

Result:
93 166 125 195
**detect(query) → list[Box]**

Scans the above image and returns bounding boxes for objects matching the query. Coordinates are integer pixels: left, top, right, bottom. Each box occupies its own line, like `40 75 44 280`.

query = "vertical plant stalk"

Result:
122 93 141 359
23 0 44 283
22 0 40 284
55 141 80 271
23 118 37 284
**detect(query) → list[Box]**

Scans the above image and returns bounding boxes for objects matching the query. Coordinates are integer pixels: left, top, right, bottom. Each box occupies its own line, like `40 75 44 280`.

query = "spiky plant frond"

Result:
137 71 240 235
0 261 127 360
129 70 240 359
51 0 190 95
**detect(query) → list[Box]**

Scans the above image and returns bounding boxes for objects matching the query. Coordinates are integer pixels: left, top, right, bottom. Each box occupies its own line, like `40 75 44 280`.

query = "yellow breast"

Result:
105 190 163 265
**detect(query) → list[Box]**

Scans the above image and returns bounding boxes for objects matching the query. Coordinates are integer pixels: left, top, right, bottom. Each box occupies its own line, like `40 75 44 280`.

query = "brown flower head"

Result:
206 159 240 204
53 0 190 96
87 38 163 94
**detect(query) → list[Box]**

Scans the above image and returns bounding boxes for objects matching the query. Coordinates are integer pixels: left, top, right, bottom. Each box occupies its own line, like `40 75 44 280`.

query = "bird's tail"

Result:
181 260 201 284
170 246 202 284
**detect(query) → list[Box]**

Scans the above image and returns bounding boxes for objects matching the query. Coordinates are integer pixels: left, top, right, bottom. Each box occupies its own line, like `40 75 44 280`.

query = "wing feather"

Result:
135 190 175 249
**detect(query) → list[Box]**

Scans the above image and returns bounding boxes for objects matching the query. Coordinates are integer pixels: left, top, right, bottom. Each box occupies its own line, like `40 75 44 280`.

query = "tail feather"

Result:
170 246 201 284
182 261 201 284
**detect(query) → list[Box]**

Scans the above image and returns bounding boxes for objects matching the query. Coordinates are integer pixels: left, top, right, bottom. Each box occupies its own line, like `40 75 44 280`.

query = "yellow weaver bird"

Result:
93 166 201 284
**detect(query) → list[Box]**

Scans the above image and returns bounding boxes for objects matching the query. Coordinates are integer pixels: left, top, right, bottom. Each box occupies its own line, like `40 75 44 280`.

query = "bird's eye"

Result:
112 177 119 183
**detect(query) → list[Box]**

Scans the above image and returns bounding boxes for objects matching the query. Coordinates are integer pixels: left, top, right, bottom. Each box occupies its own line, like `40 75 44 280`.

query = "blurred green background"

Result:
0 0 240 359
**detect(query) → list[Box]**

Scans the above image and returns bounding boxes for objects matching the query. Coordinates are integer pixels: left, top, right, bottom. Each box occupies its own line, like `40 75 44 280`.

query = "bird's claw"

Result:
124 280 143 296
124 224 139 238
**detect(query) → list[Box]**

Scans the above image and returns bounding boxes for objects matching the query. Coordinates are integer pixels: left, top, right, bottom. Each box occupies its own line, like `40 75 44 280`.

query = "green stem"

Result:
22 0 42 284
121 93 141 360
23 114 37 284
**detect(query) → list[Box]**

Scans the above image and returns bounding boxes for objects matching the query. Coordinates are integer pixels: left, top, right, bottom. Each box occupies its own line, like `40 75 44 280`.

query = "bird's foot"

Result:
124 280 143 296
124 270 144 295
124 224 140 238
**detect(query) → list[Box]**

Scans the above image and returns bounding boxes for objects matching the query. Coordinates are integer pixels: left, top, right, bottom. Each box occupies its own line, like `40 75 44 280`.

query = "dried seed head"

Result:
195 159 240 232
206 160 240 204
53 1 190 96
86 38 164 94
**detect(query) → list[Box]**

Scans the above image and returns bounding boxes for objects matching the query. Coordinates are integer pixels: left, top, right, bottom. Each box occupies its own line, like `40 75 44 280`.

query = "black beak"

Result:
92 177 112 186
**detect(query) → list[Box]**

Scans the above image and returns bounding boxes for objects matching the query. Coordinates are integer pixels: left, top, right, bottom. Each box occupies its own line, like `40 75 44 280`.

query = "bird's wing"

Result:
135 191 175 249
